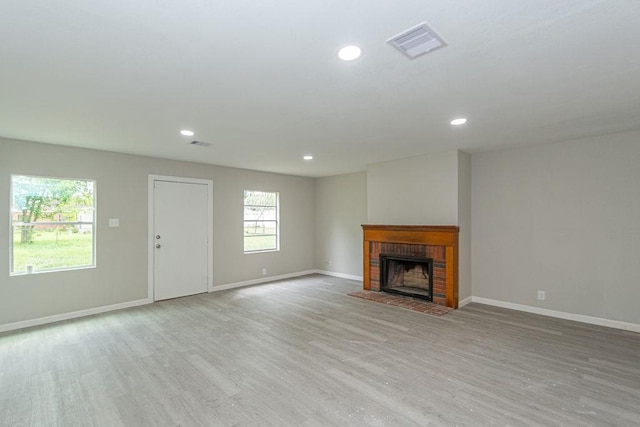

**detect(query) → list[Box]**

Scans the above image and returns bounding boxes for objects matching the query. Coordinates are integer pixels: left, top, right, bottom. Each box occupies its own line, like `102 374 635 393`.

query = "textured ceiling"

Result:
1 1 639 177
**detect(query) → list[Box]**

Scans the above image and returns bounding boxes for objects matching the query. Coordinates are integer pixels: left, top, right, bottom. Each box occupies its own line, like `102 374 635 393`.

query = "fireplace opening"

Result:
380 254 433 301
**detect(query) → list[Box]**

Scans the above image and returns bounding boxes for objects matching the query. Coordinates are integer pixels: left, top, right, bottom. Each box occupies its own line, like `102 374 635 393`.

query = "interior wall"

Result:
314 172 367 278
457 151 472 301
366 151 459 224
365 150 470 303
471 131 640 325
0 138 315 327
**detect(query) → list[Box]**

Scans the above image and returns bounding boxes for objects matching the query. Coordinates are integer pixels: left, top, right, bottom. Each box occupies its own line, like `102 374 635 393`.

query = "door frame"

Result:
148 174 213 301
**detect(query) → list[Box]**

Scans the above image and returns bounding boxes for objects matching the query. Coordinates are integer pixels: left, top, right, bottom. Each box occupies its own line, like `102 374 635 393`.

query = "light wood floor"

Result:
1 274 639 426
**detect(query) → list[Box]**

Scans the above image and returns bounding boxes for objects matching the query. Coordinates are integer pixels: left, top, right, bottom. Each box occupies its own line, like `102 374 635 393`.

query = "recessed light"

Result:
450 118 467 126
303 155 313 160
338 45 362 61
180 129 195 136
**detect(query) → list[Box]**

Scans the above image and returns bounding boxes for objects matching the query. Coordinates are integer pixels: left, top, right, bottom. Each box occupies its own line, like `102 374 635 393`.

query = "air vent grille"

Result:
190 140 212 147
387 22 447 59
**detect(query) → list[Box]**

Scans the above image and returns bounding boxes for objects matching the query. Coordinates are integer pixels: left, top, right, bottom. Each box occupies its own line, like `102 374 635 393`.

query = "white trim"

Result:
471 297 640 333
211 269 362 293
314 269 363 281
458 296 472 307
212 270 317 292
148 175 214 301
5 271 638 335
0 299 151 334
1 270 329 333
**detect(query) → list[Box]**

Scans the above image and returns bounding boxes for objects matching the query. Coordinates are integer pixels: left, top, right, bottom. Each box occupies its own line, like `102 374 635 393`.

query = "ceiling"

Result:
1 1 639 177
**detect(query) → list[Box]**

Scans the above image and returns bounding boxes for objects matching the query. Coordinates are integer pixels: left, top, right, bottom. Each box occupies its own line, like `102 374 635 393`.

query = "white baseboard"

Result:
314 270 363 281
5 275 637 335
211 270 318 292
1 269 353 333
458 296 472 308
0 298 152 334
471 296 640 333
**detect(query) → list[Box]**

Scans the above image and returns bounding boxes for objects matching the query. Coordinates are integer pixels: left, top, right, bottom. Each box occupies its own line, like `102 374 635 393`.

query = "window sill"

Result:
10 265 96 277
244 249 280 255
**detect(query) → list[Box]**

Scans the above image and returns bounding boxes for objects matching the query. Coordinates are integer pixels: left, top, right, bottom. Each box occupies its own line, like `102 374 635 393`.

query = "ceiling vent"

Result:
190 140 213 147
387 22 447 59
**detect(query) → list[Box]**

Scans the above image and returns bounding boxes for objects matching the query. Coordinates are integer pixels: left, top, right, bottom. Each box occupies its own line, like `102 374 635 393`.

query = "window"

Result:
244 190 279 253
10 175 96 275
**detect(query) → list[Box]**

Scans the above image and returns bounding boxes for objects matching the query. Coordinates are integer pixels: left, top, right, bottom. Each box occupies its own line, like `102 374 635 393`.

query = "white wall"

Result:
314 172 367 278
366 151 459 225
0 138 315 327
457 151 472 301
472 131 640 324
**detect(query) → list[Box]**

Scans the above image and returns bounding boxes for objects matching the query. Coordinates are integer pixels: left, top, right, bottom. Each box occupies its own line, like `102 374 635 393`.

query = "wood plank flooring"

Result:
1 274 639 426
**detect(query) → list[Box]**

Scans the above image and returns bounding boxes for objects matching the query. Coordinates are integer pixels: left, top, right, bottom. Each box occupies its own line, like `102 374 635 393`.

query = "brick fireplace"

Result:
362 225 459 308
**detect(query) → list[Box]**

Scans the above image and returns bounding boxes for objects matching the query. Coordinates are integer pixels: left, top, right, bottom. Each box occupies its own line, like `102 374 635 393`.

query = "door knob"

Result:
155 244 161 249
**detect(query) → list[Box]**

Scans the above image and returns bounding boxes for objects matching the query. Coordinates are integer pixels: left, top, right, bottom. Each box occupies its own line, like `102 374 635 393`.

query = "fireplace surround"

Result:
362 225 459 308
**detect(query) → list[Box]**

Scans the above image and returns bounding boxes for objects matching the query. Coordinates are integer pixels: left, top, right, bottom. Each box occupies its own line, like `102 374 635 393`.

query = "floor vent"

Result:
387 22 447 59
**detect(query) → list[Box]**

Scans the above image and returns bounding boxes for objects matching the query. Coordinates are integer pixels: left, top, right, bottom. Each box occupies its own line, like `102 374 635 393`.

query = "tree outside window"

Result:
10 175 96 275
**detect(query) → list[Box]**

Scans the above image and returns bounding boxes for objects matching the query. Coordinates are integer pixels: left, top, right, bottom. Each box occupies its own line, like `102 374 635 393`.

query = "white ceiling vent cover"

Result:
190 140 213 147
387 22 447 59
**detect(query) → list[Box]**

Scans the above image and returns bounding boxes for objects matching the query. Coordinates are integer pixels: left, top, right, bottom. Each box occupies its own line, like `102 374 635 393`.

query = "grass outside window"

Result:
12 227 94 273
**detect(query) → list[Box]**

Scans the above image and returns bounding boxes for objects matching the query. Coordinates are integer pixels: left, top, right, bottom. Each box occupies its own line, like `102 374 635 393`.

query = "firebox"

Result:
379 254 434 302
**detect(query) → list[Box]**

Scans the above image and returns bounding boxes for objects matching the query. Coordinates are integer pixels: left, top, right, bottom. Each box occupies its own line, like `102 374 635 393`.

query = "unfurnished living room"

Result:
1 1 639 426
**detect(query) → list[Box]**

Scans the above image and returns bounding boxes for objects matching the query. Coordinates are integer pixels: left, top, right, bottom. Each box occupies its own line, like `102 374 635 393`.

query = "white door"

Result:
153 180 209 300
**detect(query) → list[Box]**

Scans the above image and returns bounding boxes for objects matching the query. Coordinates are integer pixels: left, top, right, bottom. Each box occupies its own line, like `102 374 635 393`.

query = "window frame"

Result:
243 190 279 254
10 174 97 276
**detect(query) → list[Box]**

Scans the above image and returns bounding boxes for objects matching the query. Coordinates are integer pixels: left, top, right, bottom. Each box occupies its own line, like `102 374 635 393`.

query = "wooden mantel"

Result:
362 225 459 308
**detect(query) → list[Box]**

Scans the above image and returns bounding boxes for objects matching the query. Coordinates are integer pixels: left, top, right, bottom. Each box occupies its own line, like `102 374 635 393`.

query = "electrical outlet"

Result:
262 268 267 276
537 290 546 301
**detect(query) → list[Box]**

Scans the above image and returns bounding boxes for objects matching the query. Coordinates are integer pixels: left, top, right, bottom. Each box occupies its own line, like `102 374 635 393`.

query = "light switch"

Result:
109 218 120 227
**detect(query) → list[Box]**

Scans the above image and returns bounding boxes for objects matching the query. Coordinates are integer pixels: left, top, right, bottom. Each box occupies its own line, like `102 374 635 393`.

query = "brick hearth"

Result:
348 291 453 316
